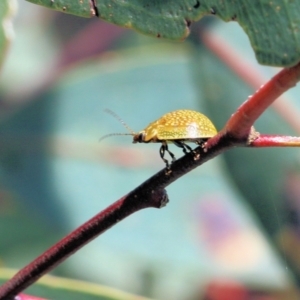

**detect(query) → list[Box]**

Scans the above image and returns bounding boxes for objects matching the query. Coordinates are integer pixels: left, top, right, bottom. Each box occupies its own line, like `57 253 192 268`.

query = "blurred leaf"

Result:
193 41 297 236
191 38 300 283
0 42 290 295
27 0 300 66
0 268 152 300
0 186 62 268
0 0 16 71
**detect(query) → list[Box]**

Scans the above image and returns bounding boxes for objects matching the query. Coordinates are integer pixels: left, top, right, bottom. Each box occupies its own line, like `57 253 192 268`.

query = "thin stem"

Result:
252 134 300 147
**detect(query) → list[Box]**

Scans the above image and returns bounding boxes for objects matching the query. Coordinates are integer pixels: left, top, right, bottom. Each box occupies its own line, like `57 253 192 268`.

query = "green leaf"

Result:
26 0 97 17
26 0 300 67
0 0 16 71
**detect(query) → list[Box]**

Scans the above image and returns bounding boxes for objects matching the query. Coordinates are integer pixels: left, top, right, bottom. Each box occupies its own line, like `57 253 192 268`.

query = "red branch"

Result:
225 62 300 138
252 134 300 147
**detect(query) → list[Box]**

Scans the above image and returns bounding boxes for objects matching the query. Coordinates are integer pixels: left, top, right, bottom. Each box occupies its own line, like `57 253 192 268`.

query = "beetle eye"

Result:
138 132 144 142
133 132 145 143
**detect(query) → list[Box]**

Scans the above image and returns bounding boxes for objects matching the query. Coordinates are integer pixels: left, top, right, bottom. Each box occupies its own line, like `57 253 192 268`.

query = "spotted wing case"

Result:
144 110 217 142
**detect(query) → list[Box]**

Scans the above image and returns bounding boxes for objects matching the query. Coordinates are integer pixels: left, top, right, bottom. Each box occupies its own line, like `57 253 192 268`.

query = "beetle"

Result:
100 109 217 170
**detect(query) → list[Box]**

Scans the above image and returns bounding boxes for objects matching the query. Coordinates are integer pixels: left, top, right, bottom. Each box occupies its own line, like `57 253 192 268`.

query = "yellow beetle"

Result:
101 109 217 169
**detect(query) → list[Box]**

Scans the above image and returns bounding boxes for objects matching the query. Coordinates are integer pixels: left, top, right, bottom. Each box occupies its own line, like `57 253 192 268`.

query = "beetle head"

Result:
133 131 145 143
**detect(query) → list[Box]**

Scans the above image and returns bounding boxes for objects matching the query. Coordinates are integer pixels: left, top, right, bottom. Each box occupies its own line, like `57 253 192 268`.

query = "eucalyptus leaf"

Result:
26 0 300 67
26 0 96 17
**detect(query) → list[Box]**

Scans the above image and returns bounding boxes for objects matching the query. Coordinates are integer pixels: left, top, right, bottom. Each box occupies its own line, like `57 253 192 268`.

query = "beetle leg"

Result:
159 143 169 169
174 140 193 154
160 142 176 170
165 142 176 163
174 140 200 161
161 142 176 163
195 139 205 146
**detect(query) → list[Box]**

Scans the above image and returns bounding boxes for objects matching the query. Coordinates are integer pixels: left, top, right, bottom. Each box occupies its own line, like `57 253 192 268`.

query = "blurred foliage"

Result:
0 0 16 70
0 269 152 300
0 1 300 300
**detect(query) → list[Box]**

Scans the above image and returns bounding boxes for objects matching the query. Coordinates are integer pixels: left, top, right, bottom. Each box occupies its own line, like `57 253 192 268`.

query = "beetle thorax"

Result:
133 127 159 143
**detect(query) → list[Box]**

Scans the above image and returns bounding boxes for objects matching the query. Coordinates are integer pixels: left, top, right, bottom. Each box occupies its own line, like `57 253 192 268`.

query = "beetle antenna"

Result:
99 132 133 142
104 108 136 134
